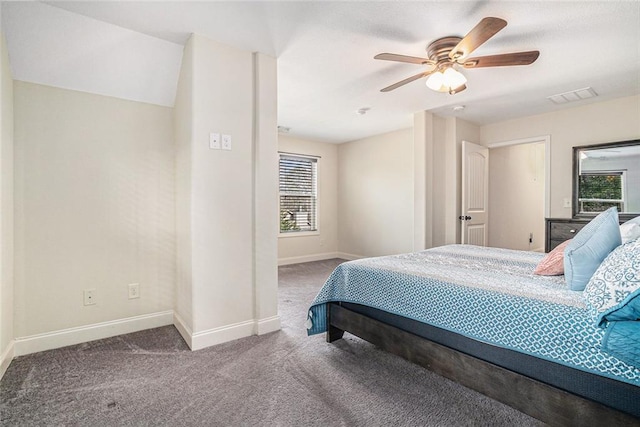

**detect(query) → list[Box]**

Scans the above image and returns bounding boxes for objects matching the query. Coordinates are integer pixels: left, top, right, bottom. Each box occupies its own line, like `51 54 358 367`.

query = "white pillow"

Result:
620 216 640 244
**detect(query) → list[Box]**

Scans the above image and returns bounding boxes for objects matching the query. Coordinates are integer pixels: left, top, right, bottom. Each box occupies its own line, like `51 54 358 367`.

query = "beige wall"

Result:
489 142 546 251
173 35 279 349
278 135 338 264
173 34 194 332
444 117 480 246
189 34 252 334
338 128 414 258
1 32 15 377
481 95 640 219
335 117 478 259
13 81 175 337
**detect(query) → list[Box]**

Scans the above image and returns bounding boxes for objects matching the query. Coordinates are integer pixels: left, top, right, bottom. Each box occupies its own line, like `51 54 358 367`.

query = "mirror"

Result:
573 139 640 220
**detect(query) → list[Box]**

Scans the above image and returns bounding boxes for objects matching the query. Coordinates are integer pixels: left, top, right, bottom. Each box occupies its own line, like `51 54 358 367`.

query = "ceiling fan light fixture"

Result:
444 67 467 88
426 71 445 91
426 67 467 94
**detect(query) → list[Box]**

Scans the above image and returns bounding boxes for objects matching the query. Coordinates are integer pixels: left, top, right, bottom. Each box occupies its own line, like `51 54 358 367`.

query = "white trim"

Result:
278 151 321 160
486 135 551 218
172 312 193 350
278 230 320 238
255 315 281 335
336 252 364 261
486 135 550 149
278 251 340 266
0 340 15 380
14 310 174 356
190 319 255 351
5 312 281 360
279 153 319 237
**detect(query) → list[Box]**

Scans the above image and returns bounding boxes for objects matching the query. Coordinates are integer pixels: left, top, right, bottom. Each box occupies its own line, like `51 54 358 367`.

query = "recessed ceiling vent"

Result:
547 87 598 104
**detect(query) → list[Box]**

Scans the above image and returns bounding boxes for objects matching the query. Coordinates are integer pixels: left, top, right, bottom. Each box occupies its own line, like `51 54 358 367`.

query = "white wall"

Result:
1 32 15 378
173 34 279 349
13 82 176 342
413 114 480 250
338 128 414 258
173 35 194 334
489 142 546 251
278 135 338 264
336 116 478 259
481 95 640 219
443 117 480 246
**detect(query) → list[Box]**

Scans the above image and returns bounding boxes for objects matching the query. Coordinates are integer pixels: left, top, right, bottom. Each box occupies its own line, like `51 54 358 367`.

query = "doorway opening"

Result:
487 136 550 252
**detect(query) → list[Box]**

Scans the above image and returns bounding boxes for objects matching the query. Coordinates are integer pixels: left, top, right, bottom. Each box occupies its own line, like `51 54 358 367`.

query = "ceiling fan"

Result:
375 17 539 94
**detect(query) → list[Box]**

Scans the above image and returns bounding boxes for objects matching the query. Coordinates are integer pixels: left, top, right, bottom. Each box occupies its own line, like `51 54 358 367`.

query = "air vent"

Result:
547 87 598 104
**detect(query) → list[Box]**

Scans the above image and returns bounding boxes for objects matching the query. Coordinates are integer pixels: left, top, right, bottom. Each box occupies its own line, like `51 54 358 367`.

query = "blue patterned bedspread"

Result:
306 244 640 386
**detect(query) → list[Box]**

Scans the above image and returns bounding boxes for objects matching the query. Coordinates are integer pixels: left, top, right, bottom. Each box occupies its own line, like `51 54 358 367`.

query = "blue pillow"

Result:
564 207 621 291
601 321 640 368
584 237 640 326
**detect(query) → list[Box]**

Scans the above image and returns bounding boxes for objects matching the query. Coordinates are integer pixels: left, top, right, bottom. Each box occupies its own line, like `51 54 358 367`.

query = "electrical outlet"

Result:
209 133 221 150
221 134 232 150
84 289 96 306
128 283 140 299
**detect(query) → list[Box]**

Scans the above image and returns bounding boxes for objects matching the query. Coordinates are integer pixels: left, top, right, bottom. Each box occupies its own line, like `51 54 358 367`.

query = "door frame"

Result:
486 135 551 219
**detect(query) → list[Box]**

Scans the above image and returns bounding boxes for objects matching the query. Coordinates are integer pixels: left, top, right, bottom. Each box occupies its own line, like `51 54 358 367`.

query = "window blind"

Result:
279 155 317 233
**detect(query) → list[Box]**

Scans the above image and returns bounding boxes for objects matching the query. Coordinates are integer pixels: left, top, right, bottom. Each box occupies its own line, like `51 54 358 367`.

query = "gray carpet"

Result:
1 259 543 426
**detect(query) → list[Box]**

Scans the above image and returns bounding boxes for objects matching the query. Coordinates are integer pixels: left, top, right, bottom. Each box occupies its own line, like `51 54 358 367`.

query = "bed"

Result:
306 244 640 425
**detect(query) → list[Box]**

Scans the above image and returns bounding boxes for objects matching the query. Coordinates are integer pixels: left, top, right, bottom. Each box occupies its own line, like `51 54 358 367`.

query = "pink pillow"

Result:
534 239 571 276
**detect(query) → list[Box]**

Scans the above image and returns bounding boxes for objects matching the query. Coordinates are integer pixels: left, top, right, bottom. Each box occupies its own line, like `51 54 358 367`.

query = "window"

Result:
577 171 625 213
279 154 317 233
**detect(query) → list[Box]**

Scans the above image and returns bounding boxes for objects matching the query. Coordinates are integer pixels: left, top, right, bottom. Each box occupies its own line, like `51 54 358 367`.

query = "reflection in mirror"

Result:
573 140 640 219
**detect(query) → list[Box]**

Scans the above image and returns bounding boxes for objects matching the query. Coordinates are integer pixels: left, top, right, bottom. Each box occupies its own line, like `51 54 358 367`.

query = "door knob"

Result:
458 215 472 221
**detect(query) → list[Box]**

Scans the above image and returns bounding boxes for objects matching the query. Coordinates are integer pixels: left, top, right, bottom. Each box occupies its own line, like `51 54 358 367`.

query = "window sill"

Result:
279 231 320 239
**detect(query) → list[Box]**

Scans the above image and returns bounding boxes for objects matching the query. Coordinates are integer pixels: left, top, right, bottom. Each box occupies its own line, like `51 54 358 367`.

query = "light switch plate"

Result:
210 133 221 150
222 134 232 150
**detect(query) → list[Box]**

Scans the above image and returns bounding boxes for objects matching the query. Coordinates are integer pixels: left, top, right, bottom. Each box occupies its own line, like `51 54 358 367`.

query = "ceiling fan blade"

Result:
449 17 507 61
380 70 433 92
463 51 540 68
374 53 433 65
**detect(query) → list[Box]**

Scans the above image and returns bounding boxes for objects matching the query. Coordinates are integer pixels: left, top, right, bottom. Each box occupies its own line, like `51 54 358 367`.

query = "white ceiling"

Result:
3 1 640 144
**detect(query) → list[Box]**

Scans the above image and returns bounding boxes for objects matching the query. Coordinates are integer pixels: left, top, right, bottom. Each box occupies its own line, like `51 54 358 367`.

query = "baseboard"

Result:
172 312 193 349
336 252 363 261
278 252 340 266
10 311 280 357
190 319 256 351
176 313 281 351
0 340 15 380
14 310 174 357
255 315 281 335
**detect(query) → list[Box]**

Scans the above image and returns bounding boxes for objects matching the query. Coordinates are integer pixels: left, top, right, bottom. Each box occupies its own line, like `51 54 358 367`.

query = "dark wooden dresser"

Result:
545 218 590 252
545 216 629 252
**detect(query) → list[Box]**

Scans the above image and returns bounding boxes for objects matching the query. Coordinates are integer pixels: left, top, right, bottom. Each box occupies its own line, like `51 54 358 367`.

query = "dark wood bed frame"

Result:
326 302 639 426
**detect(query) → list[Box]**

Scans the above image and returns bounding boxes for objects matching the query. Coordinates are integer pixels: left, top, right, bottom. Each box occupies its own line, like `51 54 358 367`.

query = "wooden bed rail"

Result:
326 302 639 426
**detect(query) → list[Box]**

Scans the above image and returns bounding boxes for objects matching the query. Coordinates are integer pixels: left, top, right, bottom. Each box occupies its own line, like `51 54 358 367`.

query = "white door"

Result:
461 141 489 245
